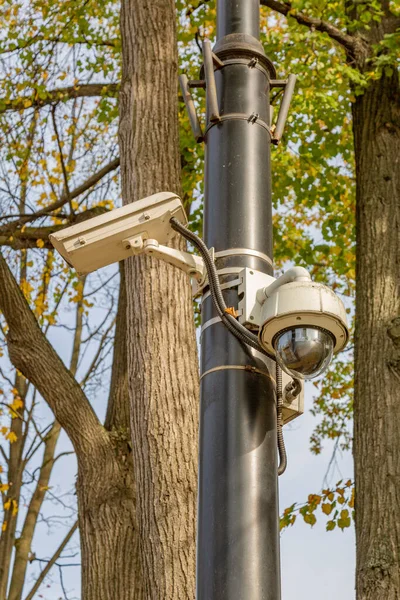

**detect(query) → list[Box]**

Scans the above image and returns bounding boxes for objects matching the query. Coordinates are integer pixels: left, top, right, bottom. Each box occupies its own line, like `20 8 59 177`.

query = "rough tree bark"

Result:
353 60 400 600
119 0 199 597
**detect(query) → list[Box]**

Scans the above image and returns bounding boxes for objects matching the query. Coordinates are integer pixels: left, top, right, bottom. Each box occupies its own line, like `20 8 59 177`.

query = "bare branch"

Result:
23 521 78 600
51 106 73 214
80 313 116 388
70 277 86 377
0 207 110 249
0 83 118 114
0 36 117 55
0 157 120 235
260 0 369 57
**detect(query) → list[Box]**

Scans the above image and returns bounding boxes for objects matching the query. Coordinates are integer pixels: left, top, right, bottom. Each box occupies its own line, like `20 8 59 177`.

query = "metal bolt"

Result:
78 237 86 245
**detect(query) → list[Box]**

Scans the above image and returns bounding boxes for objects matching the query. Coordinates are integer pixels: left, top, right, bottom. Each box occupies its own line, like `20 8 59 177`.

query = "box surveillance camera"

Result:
49 192 187 275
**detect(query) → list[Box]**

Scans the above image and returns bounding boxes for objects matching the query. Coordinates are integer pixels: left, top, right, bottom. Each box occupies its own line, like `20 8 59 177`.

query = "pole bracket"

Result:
270 74 297 144
204 112 271 138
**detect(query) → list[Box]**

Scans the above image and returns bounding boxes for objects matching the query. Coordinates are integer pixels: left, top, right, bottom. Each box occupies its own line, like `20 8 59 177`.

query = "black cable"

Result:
276 362 287 476
170 216 287 474
170 217 274 358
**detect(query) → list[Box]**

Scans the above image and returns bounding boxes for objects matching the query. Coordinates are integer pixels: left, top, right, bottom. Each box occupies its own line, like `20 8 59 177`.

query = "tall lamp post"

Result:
197 2 281 598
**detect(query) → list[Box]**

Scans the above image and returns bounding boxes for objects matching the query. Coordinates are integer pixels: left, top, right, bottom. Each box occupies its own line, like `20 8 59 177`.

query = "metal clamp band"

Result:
201 316 222 334
205 113 271 138
201 309 244 334
200 364 273 381
202 277 242 303
214 247 273 267
218 57 271 76
216 267 244 276
194 268 243 298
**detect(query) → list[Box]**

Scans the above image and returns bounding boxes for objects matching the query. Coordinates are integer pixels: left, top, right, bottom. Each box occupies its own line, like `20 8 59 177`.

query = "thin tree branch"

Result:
69 277 86 377
0 36 117 55
51 106 73 214
0 207 110 249
0 83 118 114
23 521 78 600
80 314 116 388
260 0 369 57
0 157 120 235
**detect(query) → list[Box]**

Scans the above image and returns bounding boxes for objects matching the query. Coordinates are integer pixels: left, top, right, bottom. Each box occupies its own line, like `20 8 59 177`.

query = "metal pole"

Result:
197 0 281 598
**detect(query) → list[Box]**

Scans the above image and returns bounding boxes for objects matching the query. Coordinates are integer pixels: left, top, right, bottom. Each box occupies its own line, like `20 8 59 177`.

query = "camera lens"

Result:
274 327 334 380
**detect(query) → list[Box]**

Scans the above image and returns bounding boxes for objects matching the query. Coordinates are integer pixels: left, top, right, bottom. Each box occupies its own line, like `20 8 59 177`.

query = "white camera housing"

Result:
259 279 349 356
50 192 187 276
237 266 349 380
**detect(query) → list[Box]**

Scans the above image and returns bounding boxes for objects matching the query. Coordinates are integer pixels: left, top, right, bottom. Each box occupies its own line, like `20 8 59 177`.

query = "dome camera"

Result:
258 268 349 380
274 326 334 380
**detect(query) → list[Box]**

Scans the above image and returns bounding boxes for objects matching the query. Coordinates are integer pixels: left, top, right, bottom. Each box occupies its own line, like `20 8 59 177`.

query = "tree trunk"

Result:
76 446 137 600
119 0 199 598
353 67 400 599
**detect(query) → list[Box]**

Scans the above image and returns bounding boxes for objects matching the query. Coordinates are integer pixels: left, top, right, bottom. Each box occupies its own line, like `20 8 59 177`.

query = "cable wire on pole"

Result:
170 217 274 357
171 216 288 476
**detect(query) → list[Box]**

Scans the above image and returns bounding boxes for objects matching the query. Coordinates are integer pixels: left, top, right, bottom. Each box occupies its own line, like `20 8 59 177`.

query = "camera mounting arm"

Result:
122 233 206 287
256 266 311 304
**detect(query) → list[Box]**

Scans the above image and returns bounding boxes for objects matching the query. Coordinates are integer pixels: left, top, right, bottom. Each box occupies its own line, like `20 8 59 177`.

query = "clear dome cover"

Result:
274 327 334 380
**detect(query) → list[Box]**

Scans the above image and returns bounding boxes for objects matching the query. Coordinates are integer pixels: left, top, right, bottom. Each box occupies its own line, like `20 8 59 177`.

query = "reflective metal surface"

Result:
274 327 334 380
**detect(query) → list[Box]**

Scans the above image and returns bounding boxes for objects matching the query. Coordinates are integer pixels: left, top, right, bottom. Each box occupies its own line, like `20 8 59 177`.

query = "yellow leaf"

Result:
4 500 10 511
20 279 34 299
303 513 316 526
2 522 7 532
10 398 23 413
326 520 336 531
308 494 321 506
322 503 333 515
36 239 45 249
6 431 17 443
